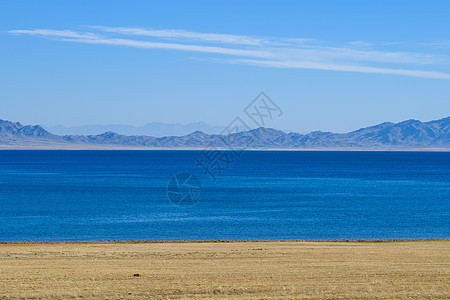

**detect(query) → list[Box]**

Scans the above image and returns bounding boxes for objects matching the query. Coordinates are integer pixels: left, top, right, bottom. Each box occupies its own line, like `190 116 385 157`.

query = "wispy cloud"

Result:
9 26 450 80
9 29 100 40
238 59 450 80
88 26 266 46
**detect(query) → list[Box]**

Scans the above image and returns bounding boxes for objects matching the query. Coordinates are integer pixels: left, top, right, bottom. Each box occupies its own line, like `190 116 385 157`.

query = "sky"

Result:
1 0 449 133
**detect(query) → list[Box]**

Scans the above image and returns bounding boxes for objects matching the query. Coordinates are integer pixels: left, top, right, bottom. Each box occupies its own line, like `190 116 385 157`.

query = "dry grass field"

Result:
0 241 448 299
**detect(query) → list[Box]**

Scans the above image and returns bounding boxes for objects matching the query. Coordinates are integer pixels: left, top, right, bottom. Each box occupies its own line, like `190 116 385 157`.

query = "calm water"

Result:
0 150 448 240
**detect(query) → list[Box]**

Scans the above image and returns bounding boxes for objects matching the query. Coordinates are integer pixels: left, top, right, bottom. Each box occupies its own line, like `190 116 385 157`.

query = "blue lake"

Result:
0 150 448 240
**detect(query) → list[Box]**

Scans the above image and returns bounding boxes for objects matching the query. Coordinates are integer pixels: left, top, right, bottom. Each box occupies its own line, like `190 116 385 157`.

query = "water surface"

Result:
0 150 448 240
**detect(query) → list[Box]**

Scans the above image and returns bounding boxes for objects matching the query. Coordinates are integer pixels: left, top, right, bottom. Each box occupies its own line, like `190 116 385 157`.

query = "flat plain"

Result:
0 241 448 299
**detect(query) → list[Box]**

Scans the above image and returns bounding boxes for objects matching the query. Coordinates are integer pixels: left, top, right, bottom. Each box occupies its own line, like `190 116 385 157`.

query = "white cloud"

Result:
9 29 99 40
59 37 274 58
238 59 450 80
8 27 450 80
89 26 265 46
347 41 374 48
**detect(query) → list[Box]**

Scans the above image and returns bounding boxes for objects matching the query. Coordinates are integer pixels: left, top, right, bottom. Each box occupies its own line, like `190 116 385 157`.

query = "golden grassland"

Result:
0 241 448 299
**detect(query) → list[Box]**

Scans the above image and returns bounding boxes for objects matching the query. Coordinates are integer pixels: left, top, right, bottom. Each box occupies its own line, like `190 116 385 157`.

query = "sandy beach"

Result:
0 240 448 299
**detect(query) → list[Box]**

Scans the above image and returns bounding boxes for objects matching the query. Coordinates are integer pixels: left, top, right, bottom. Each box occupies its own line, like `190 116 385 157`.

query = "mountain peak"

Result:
397 119 421 125
186 130 208 138
249 127 285 135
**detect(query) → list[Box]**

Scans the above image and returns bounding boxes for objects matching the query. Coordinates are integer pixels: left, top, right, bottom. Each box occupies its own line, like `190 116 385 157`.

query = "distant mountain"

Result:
0 120 59 141
1 117 449 149
44 122 224 137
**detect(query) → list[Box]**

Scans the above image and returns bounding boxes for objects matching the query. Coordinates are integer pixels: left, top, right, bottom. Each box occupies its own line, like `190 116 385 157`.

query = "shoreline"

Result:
1 238 449 244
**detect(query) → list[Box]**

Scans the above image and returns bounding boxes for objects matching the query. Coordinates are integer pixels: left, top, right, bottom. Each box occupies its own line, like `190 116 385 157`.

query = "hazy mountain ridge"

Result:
1 117 449 149
45 122 224 137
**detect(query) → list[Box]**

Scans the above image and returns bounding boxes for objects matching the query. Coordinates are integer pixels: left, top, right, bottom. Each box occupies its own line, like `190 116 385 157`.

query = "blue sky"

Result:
1 0 449 133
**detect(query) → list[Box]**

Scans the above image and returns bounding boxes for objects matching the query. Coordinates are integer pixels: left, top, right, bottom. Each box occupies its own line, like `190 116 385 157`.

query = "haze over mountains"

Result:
0 117 449 149
45 122 224 137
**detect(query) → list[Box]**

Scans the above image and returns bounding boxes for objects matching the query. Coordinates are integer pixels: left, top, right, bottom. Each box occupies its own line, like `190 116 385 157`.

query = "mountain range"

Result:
0 117 449 149
44 122 224 137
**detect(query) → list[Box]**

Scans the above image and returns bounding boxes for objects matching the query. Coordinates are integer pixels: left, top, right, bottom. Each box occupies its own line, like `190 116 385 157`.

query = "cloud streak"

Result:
9 27 450 80
238 59 450 80
89 26 266 46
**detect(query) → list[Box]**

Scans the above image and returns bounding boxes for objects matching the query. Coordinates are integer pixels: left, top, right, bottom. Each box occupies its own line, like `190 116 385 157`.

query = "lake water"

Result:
0 150 448 240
